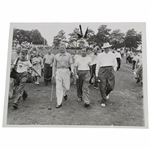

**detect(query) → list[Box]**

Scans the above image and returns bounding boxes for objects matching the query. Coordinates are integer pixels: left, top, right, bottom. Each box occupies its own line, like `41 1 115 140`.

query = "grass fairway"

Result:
7 54 144 126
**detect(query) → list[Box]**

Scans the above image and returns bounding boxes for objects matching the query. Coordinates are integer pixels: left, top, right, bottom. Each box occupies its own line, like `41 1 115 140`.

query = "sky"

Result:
11 23 145 45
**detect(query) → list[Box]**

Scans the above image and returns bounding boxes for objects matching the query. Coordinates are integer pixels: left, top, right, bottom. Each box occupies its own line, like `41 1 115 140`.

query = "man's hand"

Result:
70 70 74 78
114 67 117 72
96 76 100 82
75 74 79 79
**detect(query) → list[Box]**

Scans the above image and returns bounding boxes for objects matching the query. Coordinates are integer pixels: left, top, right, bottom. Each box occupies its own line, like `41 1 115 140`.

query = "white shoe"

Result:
36 82 39 85
35 82 37 84
106 95 109 100
101 103 106 107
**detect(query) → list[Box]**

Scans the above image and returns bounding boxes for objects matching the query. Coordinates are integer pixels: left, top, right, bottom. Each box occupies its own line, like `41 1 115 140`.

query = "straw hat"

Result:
101 42 112 49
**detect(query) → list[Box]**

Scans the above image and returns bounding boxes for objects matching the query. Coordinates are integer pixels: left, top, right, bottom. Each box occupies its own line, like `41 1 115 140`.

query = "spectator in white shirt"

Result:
115 49 122 71
11 48 41 109
96 43 117 107
74 48 92 107
132 52 139 70
43 47 54 85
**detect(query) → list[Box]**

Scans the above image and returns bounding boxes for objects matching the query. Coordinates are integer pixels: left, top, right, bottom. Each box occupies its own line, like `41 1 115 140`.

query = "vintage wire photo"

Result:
3 23 148 127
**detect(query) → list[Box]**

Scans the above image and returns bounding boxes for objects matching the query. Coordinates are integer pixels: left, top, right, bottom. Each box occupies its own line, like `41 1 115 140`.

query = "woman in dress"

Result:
32 52 43 85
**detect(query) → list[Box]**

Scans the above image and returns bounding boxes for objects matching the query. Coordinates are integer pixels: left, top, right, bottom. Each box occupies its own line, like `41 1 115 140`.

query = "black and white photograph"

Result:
3 22 147 127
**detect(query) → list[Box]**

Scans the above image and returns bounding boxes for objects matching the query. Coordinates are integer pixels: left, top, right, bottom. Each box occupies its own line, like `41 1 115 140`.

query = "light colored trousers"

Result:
56 68 70 105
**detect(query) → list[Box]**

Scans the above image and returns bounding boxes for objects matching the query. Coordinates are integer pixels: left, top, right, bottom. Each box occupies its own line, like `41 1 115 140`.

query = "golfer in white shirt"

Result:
52 43 74 108
96 43 117 107
74 48 92 107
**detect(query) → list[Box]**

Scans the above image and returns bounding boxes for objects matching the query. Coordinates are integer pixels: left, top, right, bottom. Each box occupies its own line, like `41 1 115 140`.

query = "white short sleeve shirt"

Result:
74 56 92 70
14 58 32 73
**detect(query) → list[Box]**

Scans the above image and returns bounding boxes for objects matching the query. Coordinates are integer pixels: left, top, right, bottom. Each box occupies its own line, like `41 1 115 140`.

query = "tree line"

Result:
53 25 142 50
13 28 47 46
12 25 142 51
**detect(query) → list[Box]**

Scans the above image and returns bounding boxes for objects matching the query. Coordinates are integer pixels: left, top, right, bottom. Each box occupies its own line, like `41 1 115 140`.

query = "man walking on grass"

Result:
11 48 41 109
43 47 54 86
52 43 74 108
96 43 117 107
74 48 92 107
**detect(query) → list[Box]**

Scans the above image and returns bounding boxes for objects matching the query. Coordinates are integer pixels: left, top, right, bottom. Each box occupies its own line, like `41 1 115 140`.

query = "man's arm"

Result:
43 55 46 65
50 55 54 67
95 55 100 77
74 66 79 79
113 55 117 71
69 54 74 73
52 57 56 78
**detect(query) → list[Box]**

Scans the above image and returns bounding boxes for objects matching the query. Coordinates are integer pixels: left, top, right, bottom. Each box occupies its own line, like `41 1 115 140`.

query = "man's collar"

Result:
60 52 67 56
103 51 110 54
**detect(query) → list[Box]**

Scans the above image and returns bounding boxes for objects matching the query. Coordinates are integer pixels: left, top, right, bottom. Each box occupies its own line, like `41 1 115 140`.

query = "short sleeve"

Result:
43 54 46 59
88 57 92 66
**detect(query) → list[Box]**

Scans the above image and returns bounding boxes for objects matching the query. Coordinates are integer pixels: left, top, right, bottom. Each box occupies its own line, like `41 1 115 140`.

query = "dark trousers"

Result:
13 72 27 104
89 64 98 87
44 64 52 83
126 56 132 64
76 70 90 104
98 66 115 103
132 60 136 70
116 58 121 70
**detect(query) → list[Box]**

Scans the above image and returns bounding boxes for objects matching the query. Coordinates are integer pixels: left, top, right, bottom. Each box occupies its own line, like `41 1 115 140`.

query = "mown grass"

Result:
7 53 144 126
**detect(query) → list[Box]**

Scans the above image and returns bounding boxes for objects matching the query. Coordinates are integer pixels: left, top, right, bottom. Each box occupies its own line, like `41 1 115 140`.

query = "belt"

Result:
45 63 52 65
100 66 112 68
57 67 69 69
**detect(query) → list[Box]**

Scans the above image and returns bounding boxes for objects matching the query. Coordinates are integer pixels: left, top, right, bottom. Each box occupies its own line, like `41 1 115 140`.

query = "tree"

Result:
124 29 142 50
68 28 80 48
94 25 111 47
86 28 95 46
13 28 47 45
109 29 125 49
13 28 32 45
53 30 66 48
30 29 47 45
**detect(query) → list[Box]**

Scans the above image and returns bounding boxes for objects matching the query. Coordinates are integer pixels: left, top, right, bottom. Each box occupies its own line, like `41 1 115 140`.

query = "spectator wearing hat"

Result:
96 43 117 107
74 48 92 107
11 48 41 109
43 47 54 86
115 49 122 71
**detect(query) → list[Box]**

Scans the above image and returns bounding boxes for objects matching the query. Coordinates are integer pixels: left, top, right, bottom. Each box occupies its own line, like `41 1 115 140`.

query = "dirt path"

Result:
7 58 144 126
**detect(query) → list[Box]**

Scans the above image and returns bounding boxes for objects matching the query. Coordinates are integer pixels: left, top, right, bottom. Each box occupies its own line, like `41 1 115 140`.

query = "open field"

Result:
7 55 144 126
